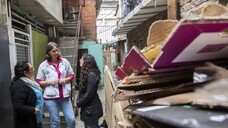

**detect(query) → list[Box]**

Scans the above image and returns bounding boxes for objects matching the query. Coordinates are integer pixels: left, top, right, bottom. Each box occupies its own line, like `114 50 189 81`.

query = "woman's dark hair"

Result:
46 42 60 61
79 53 101 88
13 61 29 80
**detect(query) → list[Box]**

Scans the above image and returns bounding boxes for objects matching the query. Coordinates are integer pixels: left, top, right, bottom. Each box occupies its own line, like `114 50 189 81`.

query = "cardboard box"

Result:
116 18 228 79
153 19 228 68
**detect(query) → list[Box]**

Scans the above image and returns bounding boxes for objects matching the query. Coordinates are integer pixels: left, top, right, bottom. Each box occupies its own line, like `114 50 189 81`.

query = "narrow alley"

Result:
1 0 228 128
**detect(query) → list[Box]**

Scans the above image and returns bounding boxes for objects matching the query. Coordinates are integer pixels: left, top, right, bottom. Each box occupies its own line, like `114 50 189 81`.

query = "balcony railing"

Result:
122 0 143 17
113 0 167 35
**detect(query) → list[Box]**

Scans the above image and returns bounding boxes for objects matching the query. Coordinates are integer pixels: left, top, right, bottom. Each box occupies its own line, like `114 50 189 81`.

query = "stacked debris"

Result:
113 3 228 127
154 62 228 109
109 4 228 128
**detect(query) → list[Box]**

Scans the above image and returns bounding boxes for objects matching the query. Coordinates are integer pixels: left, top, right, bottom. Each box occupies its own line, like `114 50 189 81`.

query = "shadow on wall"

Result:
0 25 14 128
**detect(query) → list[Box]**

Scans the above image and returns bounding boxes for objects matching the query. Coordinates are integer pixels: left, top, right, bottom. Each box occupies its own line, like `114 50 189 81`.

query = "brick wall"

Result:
179 0 227 18
127 10 167 51
82 0 97 40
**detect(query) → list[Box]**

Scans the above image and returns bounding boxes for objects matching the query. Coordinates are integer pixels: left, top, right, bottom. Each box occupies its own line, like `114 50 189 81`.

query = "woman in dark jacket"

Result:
10 61 41 128
76 53 103 128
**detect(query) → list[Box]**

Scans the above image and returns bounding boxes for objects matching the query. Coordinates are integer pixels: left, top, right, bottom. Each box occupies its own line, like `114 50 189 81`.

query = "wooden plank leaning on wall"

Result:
168 0 177 20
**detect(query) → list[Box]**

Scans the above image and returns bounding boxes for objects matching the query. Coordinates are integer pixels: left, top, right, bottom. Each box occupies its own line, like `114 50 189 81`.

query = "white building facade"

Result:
96 0 118 44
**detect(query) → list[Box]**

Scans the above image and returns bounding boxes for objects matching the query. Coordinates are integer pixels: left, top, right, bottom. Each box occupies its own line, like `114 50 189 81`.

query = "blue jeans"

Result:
44 98 75 128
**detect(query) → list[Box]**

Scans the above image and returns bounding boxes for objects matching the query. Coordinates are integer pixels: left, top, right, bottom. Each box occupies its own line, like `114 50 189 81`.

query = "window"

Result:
14 29 32 62
9 27 33 79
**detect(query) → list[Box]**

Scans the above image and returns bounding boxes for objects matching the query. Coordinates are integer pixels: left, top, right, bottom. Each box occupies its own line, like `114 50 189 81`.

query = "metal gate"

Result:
9 25 33 77
13 28 33 63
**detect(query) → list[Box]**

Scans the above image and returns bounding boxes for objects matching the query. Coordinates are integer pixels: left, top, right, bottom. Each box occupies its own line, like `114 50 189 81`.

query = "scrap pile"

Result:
113 3 228 127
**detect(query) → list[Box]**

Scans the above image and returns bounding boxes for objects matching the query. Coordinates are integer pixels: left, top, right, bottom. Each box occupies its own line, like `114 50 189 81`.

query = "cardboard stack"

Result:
111 3 228 128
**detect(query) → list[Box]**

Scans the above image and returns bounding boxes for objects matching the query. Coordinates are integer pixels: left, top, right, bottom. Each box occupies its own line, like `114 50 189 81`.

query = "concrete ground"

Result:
43 86 106 128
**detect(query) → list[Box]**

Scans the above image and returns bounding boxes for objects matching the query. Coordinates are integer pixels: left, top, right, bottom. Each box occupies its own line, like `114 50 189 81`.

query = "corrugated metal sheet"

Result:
113 0 167 35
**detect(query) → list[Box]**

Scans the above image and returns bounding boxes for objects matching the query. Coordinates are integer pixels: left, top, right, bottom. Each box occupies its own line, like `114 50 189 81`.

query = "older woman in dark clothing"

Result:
76 53 103 128
10 61 41 128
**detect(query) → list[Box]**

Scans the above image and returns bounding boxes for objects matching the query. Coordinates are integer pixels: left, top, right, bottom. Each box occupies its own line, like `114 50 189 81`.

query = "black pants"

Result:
84 118 99 128
37 123 43 128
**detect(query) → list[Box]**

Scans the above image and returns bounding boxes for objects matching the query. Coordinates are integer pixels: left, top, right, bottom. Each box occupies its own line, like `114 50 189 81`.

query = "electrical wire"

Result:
97 24 116 34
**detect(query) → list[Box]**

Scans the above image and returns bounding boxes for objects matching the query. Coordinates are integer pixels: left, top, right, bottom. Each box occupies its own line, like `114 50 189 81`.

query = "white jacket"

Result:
36 58 74 99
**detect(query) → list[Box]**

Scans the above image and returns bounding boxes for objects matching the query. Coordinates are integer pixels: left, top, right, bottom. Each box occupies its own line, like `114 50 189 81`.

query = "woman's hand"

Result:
34 108 40 115
58 78 69 84
48 80 59 85
39 79 59 88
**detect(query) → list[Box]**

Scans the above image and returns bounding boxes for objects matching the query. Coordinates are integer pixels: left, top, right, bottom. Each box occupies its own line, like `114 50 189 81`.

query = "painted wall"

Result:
32 30 48 76
79 41 104 86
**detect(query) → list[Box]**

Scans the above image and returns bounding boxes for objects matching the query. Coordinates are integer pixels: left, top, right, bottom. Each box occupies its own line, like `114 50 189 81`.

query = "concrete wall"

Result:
0 25 14 128
82 0 97 40
37 0 63 23
32 30 48 76
79 41 104 86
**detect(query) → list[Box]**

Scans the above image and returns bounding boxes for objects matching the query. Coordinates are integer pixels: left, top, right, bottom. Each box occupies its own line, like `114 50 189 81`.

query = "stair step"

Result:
59 37 78 47
59 46 75 49
60 48 75 56
59 37 78 41
42 119 67 128
63 20 79 24
61 55 75 58
63 57 76 64
59 42 78 47
56 23 78 28
43 111 65 118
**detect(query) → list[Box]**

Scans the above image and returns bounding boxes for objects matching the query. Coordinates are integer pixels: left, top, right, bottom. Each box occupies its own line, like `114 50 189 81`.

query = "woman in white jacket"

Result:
36 42 75 128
